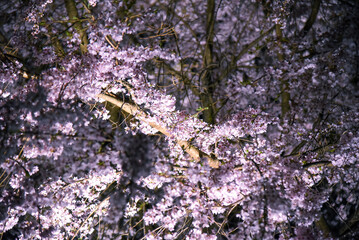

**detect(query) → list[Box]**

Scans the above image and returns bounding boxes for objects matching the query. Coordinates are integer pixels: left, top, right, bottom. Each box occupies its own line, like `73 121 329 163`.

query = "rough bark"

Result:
200 0 217 124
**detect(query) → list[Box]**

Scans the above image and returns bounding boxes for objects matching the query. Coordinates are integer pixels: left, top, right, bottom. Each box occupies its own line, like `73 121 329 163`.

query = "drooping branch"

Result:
96 93 220 168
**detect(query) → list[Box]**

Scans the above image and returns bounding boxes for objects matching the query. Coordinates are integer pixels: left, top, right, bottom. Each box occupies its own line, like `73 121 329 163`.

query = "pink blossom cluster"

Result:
0 0 359 239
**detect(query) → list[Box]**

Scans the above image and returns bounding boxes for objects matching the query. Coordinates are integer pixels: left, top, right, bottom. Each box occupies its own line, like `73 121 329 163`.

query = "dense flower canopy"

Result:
1 0 359 239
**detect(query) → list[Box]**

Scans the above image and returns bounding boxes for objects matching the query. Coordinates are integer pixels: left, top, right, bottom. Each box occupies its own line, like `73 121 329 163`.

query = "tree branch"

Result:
302 161 332 169
218 25 275 81
65 0 89 54
96 93 220 168
301 0 321 36
200 0 217 124
275 24 290 118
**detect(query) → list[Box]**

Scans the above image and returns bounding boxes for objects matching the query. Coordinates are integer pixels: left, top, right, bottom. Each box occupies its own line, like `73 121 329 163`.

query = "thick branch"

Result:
46 24 65 57
96 93 220 168
275 24 290 118
64 0 89 54
200 0 217 124
303 161 332 169
301 0 321 36
234 25 276 66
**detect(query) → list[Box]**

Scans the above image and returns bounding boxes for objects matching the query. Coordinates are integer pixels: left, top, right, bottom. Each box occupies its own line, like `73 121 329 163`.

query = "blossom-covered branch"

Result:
97 93 220 168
